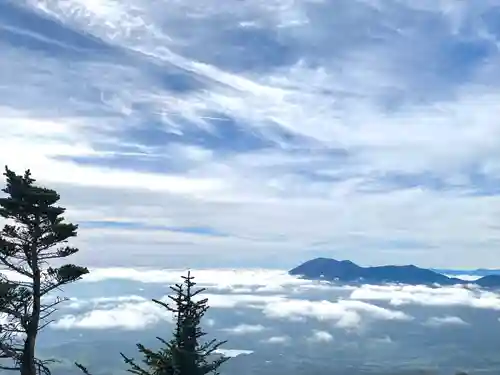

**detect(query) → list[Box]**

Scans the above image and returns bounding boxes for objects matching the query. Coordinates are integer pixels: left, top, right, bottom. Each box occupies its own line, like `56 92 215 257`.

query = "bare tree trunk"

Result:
20 268 40 375
20 335 36 375
20 222 41 375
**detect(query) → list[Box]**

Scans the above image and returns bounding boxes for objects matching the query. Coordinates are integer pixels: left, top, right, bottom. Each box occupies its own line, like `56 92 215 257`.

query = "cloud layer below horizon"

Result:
2 0 500 267
49 267 500 331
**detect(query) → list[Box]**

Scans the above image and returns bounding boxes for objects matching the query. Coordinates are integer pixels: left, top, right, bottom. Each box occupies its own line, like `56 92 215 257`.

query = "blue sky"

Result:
2 0 500 268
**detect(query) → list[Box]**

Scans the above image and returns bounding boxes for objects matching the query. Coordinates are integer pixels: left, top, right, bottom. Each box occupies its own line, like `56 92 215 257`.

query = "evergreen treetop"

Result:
121 271 230 375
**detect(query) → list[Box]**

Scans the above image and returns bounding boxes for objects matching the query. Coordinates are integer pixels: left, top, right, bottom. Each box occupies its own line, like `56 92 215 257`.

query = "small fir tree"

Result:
121 271 230 375
0 166 89 375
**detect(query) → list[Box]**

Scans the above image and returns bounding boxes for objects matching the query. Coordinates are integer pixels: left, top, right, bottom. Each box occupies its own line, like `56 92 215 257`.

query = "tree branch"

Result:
0 255 33 278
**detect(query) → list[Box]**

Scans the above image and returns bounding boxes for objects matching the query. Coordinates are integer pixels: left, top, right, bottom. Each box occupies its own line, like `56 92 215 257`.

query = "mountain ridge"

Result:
289 257 500 287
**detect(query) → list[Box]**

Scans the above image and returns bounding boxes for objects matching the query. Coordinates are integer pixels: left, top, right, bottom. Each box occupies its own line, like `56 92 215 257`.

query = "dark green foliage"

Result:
0 166 89 375
121 271 230 375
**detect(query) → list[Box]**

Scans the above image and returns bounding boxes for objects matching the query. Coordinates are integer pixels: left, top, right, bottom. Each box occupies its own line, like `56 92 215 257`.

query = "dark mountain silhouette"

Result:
289 257 500 287
474 274 500 287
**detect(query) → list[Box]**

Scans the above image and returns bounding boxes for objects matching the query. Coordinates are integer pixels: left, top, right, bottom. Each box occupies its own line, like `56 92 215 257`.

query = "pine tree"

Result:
0 166 89 375
121 271 230 375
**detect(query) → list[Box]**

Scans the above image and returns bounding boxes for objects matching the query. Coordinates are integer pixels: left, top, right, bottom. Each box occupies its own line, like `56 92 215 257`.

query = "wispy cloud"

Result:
3 0 500 267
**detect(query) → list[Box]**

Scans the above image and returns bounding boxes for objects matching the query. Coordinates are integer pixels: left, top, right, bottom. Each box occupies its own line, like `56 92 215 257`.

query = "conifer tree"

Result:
0 166 89 375
121 271 230 375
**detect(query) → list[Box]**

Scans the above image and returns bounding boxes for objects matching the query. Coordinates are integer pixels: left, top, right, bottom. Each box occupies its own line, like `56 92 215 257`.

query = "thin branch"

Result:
0 255 33 278
74 362 92 375
0 364 20 371
37 319 55 331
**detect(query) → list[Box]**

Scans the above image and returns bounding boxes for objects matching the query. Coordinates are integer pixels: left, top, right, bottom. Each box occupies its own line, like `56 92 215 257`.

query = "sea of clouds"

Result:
46 268 500 331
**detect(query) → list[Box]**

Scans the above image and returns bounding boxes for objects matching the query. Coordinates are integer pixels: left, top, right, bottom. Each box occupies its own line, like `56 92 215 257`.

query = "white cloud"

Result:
54 293 260 330
221 324 266 334
308 330 333 343
424 316 469 327
53 300 172 330
64 295 148 310
214 349 253 358
82 268 309 289
200 293 287 309
350 284 500 310
262 335 290 344
444 274 482 281
262 297 411 329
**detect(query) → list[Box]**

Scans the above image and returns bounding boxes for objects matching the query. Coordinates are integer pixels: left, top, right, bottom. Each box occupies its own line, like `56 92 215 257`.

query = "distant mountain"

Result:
474 275 500 287
289 258 500 287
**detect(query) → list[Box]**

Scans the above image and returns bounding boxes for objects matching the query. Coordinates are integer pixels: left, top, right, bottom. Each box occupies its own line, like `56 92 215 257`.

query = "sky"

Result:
2 0 500 268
